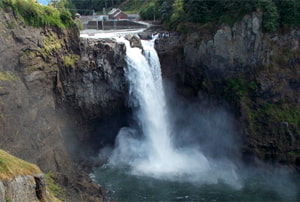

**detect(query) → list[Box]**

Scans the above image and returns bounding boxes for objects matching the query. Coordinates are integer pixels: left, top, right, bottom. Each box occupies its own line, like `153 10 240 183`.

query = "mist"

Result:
97 36 242 189
96 36 299 200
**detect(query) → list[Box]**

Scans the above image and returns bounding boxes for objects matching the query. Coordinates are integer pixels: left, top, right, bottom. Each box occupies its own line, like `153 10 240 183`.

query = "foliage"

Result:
139 2 158 21
223 78 257 102
274 0 300 27
0 0 75 28
119 0 152 14
40 36 63 58
63 54 80 67
45 172 64 198
184 0 210 23
259 0 279 32
0 149 41 181
169 0 184 29
0 71 18 82
142 0 298 32
248 102 300 134
74 17 83 30
72 0 125 14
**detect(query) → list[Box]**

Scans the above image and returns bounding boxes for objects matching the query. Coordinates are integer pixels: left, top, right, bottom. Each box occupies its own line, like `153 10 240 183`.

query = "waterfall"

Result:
108 35 241 187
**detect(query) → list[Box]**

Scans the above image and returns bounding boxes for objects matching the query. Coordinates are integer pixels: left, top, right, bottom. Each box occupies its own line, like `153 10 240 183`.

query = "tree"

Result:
140 2 157 20
159 0 173 23
184 0 210 23
259 0 279 32
170 0 184 27
274 0 300 27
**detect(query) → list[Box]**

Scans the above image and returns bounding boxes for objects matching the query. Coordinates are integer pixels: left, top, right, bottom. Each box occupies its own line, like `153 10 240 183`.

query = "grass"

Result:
0 0 75 28
0 149 41 181
0 71 18 82
45 172 64 199
39 36 63 59
63 54 80 67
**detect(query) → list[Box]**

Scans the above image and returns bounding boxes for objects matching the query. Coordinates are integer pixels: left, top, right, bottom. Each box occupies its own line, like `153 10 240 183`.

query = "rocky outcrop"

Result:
0 174 50 202
0 10 75 175
182 12 269 78
0 9 125 201
125 34 143 49
155 12 300 170
57 38 127 119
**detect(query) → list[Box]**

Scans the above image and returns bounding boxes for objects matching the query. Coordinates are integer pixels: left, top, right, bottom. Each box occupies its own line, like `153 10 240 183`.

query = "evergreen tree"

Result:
159 0 174 23
170 0 184 27
274 0 300 27
184 0 210 23
259 0 279 32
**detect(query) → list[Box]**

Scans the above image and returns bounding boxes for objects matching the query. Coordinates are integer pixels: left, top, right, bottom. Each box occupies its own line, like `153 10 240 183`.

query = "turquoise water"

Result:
94 165 300 201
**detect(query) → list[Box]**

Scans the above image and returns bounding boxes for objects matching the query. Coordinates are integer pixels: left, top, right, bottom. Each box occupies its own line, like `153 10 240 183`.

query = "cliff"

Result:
155 12 300 170
1 4 299 200
0 8 127 201
0 149 58 201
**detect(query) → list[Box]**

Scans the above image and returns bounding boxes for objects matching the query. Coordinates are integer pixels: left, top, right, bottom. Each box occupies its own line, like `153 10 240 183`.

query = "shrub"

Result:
0 0 75 28
259 0 279 32
139 2 157 20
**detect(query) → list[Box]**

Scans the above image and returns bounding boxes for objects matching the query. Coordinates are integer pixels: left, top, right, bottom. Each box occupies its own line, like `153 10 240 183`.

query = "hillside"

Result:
0 149 59 201
118 0 154 13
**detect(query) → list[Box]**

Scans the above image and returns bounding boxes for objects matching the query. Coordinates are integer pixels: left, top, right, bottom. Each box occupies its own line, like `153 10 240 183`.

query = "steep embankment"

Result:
0 149 58 201
156 12 300 170
0 7 128 201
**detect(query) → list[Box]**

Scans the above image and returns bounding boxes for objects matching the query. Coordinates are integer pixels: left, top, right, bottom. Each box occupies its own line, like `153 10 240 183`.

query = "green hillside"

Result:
118 0 155 13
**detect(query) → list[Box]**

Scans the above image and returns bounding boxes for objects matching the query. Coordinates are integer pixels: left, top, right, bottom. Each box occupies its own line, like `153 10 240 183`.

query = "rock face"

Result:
57 38 127 119
183 12 268 78
155 12 300 169
0 174 49 202
0 9 127 201
0 10 74 175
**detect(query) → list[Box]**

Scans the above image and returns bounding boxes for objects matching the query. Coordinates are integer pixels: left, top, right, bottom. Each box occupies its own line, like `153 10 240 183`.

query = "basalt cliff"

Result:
155 12 300 169
0 9 127 201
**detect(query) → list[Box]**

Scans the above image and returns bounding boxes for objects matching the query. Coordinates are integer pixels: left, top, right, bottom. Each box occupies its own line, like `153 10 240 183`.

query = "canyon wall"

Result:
1 6 299 201
0 9 127 201
155 12 300 170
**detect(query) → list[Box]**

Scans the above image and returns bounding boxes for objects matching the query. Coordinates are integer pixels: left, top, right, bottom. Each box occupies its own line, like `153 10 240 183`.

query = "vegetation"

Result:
139 1 158 20
0 149 41 181
223 78 257 101
118 0 299 32
248 103 300 135
45 172 64 199
71 0 125 15
63 54 80 67
0 0 75 28
0 71 18 82
119 0 153 14
213 72 300 138
40 36 63 57
63 0 300 32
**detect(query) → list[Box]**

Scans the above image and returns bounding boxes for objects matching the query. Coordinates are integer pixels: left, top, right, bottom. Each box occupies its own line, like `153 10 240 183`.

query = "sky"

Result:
38 0 50 6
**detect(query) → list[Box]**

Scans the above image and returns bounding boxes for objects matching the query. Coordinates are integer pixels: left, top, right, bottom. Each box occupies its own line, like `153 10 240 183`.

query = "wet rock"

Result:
125 34 143 49
138 31 153 40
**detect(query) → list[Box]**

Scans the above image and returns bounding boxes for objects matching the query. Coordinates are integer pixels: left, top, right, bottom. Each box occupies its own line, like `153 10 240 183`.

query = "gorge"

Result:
0 5 299 201
90 28 299 201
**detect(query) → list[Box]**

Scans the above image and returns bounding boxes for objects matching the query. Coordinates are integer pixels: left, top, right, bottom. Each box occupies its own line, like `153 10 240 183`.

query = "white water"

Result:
107 36 242 188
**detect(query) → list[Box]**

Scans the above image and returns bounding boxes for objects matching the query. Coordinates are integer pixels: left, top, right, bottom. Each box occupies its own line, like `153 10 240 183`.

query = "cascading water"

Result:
94 35 299 201
107 36 240 186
